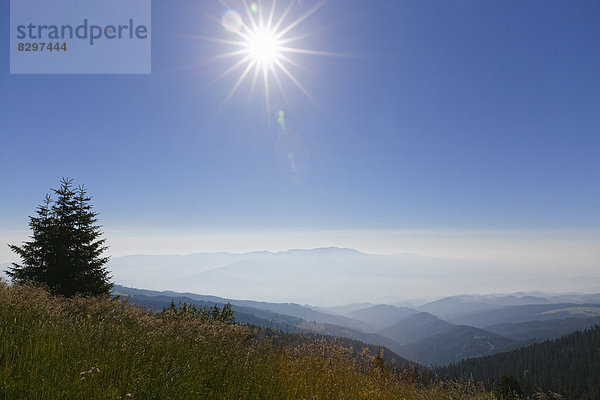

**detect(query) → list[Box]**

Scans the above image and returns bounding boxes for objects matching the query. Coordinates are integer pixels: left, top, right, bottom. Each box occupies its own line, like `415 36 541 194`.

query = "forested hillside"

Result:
436 325 600 399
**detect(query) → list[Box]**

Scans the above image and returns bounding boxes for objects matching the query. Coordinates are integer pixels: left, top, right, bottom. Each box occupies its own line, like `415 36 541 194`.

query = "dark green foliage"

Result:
435 325 600 400
8 178 112 297
163 300 235 324
496 375 523 399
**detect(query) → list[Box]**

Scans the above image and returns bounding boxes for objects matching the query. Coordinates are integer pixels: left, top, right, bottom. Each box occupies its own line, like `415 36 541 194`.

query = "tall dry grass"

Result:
0 281 495 399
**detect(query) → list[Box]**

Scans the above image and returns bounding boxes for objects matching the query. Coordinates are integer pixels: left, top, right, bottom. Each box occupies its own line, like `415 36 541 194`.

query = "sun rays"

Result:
201 0 332 115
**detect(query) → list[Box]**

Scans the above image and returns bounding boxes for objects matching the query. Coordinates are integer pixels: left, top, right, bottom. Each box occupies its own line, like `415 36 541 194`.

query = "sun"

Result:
200 0 336 114
245 28 282 68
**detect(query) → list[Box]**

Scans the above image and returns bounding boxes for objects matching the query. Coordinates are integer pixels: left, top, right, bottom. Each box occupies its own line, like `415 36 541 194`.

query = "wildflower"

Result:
79 366 100 377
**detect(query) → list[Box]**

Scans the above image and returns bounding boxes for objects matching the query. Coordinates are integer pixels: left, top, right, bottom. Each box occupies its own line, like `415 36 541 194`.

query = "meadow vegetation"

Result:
0 281 496 399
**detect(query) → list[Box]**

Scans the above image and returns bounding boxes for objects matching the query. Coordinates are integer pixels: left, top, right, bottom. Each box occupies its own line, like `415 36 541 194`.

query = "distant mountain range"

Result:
379 312 454 344
358 311 520 366
106 247 569 305
447 303 600 327
416 293 600 320
398 324 519 366
485 317 600 341
346 305 419 331
113 284 600 367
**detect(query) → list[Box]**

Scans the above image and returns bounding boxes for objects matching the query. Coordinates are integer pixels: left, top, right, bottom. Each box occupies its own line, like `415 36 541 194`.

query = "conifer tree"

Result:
8 178 112 297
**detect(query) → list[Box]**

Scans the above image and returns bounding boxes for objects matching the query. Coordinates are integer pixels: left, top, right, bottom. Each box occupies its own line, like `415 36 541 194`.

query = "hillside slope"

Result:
436 325 600 400
378 312 454 344
115 285 413 366
114 285 370 331
347 305 419 331
399 325 517 366
1 282 494 399
485 316 600 341
448 303 600 327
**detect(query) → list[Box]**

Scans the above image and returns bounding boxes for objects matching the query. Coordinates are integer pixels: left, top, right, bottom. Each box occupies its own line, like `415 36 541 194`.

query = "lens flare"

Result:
202 0 337 113
221 10 243 33
276 129 311 184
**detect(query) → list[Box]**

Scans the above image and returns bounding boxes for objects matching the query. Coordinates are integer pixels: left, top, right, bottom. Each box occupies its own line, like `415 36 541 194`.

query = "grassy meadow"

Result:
0 281 494 399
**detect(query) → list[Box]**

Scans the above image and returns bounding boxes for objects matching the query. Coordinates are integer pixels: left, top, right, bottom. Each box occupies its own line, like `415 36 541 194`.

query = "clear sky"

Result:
1 1 599 270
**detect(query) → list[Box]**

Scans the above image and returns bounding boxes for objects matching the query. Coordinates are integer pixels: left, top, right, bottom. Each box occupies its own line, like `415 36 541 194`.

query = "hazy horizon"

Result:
3 227 599 304
7 240 598 306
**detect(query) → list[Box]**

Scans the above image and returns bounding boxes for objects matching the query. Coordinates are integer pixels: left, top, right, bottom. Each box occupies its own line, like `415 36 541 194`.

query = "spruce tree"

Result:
8 178 112 297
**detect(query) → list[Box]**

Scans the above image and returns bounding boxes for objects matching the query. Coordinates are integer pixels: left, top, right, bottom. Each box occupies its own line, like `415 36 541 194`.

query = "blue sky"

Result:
1 0 599 263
